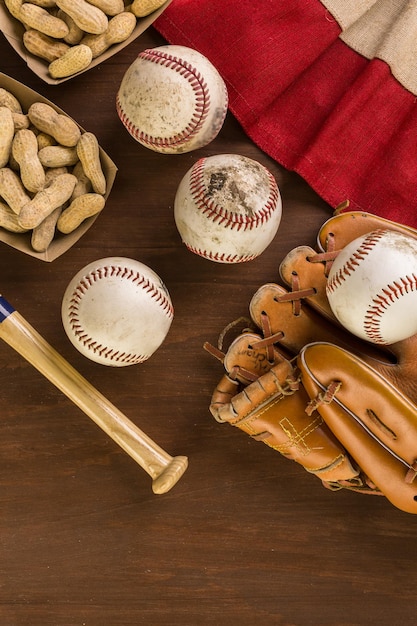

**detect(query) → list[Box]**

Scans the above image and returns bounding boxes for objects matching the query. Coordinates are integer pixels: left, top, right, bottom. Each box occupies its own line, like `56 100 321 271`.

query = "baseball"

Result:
116 44 228 154
174 154 282 263
61 257 174 366
326 229 417 345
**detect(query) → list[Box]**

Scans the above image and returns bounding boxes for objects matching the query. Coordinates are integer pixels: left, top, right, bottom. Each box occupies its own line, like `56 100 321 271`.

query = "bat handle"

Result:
0 296 188 494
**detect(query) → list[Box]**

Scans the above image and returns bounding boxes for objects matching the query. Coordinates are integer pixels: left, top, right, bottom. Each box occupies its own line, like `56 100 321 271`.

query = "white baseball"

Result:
61 257 173 366
326 229 417 345
174 154 282 263
116 44 228 154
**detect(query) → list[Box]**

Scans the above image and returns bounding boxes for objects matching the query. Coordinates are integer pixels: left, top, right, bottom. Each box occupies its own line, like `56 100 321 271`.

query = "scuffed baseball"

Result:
116 44 228 154
61 257 173 366
174 154 282 263
326 229 417 345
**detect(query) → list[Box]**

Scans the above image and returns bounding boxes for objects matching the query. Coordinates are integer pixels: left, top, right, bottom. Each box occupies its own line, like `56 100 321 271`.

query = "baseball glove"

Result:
204 209 417 514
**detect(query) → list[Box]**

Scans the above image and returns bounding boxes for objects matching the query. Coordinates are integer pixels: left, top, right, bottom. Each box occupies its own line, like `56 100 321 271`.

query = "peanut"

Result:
130 0 166 17
57 10 84 45
38 145 78 168
81 11 136 58
3 0 23 21
0 201 29 233
31 206 62 252
76 132 106 195
11 112 30 131
29 0 58 8
48 44 93 78
36 132 56 151
71 161 92 199
19 4 69 39
0 87 23 113
12 129 45 193
87 0 124 16
57 192 105 233
44 166 68 184
0 107 15 168
7 151 19 173
23 29 70 63
18 172 77 229
28 102 81 147
0 168 31 215
55 0 108 35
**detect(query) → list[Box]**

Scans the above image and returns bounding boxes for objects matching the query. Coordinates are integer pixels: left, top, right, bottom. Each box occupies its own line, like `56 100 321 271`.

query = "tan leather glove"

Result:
205 210 417 514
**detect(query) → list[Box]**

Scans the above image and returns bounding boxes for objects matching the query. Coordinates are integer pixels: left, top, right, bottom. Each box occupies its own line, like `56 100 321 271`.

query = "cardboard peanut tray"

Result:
0 72 118 262
0 0 173 85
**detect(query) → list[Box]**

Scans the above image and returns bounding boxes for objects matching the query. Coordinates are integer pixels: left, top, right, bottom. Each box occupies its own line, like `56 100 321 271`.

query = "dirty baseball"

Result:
116 44 228 154
174 154 282 263
61 257 174 366
326 229 417 345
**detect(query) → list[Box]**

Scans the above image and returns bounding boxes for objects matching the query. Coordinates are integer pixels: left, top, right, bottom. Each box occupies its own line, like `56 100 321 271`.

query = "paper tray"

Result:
0 0 173 85
0 72 118 262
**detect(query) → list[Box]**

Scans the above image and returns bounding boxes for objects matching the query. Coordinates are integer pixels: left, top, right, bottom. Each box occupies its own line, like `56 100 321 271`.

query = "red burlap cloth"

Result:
155 0 417 229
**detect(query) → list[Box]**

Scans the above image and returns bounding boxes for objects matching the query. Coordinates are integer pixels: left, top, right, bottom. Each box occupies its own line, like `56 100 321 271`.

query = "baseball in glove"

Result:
204 209 417 514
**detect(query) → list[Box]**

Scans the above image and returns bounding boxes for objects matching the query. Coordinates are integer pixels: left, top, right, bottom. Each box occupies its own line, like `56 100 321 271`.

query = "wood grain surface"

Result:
0 24 415 626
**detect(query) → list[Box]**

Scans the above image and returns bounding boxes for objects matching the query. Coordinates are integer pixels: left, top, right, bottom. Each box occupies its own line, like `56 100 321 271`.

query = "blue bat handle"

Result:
0 296 15 322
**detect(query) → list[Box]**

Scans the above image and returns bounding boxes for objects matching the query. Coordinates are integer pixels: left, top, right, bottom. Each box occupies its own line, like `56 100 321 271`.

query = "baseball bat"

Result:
0 295 188 494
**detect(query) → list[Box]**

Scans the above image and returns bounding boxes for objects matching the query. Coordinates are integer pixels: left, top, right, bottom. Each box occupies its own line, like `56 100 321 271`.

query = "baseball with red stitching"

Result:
116 45 228 154
61 257 174 366
174 154 282 263
326 229 417 344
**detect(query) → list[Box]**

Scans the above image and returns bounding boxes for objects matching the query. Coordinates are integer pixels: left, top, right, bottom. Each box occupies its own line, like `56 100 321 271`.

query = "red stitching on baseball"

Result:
364 275 417 343
326 230 386 294
188 157 280 232
116 48 225 149
67 264 173 364
184 241 258 263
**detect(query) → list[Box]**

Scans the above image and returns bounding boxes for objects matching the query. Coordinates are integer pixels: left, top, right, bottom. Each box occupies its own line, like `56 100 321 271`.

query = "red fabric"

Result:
155 0 417 229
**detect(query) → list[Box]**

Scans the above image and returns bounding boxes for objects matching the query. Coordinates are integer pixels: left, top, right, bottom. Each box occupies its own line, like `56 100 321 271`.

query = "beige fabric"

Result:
321 0 417 95
321 0 378 28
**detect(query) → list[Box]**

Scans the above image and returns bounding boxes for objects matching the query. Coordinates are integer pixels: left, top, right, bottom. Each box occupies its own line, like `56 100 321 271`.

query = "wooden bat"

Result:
0 295 188 494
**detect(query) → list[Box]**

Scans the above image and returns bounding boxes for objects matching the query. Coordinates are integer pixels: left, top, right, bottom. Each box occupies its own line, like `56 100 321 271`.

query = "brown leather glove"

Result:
204 210 417 514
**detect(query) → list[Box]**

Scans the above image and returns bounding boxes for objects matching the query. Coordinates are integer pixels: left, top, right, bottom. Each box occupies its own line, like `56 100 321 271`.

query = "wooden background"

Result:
0 21 416 626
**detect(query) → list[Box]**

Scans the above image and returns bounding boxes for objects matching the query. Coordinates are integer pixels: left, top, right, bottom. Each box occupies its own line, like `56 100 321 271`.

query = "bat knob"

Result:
152 455 188 494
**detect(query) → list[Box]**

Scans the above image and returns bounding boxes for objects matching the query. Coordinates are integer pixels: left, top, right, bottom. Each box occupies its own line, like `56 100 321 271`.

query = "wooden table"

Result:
0 24 415 626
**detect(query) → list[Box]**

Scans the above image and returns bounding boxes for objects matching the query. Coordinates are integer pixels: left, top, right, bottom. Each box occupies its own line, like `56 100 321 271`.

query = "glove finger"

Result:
249 280 391 364
298 342 417 514
209 361 359 484
317 210 417 254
